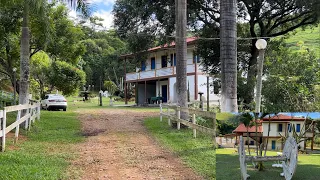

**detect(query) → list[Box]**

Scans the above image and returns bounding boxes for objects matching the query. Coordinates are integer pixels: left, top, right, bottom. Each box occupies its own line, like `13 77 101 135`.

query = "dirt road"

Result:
70 109 201 180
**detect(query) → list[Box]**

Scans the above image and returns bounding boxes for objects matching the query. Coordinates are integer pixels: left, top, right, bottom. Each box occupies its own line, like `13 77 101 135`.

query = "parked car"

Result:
41 94 67 111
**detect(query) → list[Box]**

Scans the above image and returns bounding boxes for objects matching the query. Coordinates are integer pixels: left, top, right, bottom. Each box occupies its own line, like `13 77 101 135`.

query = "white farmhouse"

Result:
121 37 220 106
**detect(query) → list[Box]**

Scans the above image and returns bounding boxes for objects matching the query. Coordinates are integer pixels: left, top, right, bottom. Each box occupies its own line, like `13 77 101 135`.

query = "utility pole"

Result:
175 0 188 120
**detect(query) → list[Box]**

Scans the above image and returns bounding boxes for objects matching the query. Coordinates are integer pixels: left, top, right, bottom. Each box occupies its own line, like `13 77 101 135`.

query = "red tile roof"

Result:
120 37 197 58
233 123 263 133
262 114 305 121
148 37 197 51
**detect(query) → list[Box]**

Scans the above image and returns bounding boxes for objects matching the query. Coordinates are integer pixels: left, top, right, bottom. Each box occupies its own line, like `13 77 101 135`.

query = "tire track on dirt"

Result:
70 109 202 180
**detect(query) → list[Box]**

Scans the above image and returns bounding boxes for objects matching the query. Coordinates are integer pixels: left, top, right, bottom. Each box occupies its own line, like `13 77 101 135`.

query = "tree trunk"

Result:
20 1 30 106
19 1 30 127
246 128 251 156
244 41 259 106
220 0 238 112
175 0 188 120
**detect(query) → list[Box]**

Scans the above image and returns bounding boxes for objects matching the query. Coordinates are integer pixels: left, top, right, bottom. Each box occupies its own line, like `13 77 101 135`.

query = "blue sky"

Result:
69 0 115 29
232 112 320 119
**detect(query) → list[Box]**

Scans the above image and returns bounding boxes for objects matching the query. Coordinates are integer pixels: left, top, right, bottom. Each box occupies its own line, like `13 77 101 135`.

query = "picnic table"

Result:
150 96 163 104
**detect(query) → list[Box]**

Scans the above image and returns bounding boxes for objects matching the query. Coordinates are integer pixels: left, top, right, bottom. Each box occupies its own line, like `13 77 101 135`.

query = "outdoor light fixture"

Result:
255 39 267 50
254 39 267 113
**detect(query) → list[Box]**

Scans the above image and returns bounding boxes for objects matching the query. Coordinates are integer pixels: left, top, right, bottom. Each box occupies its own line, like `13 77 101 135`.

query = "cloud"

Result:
93 10 114 29
88 0 115 7
67 0 115 30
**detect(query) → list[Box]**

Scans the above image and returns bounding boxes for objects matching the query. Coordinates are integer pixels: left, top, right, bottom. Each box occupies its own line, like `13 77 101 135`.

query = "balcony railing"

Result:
126 64 198 81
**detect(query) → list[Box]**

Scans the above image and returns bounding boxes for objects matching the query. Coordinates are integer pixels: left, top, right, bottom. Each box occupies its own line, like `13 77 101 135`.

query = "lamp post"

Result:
13 67 17 105
255 39 267 113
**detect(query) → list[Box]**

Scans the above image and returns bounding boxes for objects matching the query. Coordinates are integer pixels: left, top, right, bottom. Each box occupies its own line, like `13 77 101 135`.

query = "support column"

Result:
311 121 315 151
194 60 198 100
124 58 128 104
144 81 147 104
207 76 210 111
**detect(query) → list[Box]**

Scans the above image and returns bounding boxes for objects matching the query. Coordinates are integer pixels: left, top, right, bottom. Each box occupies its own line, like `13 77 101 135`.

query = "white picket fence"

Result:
0 103 41 152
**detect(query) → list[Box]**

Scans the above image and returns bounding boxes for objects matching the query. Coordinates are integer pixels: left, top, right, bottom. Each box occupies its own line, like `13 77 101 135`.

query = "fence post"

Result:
167 106 171 126
192 113 196 138
177 106 181 130
213 112 217 148
37 104 41 121
2 109 6 152
160 103 162 122
25 106 30 130
28 107 32 131
14 110 21 143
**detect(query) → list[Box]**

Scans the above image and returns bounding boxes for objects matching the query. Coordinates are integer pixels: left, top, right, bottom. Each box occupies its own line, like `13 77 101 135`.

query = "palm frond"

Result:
60 0 91 17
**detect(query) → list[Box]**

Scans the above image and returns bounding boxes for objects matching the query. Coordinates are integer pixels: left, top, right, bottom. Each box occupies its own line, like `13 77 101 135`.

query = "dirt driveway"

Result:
70 109 201 180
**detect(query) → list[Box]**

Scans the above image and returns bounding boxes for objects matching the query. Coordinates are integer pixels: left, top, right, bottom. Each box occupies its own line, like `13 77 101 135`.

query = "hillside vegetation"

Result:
285 25 320 57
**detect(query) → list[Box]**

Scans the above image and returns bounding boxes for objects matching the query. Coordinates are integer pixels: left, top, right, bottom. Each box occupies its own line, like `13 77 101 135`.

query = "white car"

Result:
41 94 67 111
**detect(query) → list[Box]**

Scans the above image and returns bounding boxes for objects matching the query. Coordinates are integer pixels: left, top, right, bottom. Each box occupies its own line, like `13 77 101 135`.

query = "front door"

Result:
271 140 276 150
161 85 167 103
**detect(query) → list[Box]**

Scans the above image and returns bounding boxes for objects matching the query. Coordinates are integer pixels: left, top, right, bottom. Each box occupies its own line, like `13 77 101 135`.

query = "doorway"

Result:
161 85 167 103
271 140 276 150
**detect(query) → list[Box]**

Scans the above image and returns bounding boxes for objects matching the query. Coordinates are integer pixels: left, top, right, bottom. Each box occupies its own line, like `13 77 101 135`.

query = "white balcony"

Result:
126 64 198 82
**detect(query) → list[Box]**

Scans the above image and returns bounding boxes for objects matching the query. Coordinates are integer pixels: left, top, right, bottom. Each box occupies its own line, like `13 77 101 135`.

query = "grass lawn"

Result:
217 148 320 180
144 117 216 179
0 110 84 180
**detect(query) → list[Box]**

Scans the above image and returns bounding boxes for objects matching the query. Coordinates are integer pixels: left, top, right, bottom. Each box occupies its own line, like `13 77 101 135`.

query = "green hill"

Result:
285 25 320 57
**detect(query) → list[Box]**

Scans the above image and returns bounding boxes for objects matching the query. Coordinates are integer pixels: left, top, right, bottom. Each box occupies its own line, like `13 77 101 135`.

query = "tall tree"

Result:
113 0 319 106
220 0 238 112
175 0 188 117
14 0 89 106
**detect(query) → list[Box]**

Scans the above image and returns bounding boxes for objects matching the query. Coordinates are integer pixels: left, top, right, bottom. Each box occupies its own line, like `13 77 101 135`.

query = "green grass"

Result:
216 148 320 180
66 96 159 112
0 110 84 180
216 112 234 121
285 25 320 57
144 117 216 179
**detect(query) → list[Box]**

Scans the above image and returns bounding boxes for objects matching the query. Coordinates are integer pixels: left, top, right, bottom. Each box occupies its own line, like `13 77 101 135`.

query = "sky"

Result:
69 0 116 30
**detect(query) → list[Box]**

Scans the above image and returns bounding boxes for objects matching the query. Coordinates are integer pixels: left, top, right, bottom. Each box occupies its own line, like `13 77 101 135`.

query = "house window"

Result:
170 54 174 66
193 52 200 63
174 53 176 66
151 57 156 70
287 124 292 132
141 61 146 71
278 124 283 132
296 124 301 132
161 55 167 68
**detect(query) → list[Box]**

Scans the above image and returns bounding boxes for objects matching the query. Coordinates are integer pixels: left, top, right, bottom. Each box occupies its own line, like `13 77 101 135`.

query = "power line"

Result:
114 30 285 40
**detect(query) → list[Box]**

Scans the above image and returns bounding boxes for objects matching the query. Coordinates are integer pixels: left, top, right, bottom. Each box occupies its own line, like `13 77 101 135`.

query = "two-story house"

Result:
121 37 220 106
261 114 308 150
232 114 314 151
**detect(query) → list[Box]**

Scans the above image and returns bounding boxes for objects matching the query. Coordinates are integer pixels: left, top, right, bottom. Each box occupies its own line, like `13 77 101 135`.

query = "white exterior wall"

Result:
156 80 169 98
142 48 196 71
262 121 305 137
197 75 220 105
262 121 306 150
168 75 196 103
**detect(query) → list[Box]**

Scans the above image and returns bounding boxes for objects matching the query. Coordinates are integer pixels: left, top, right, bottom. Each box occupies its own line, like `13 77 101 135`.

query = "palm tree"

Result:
175 0 188 119
238 112 254 156
220 0 238 112
18 0 89 107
